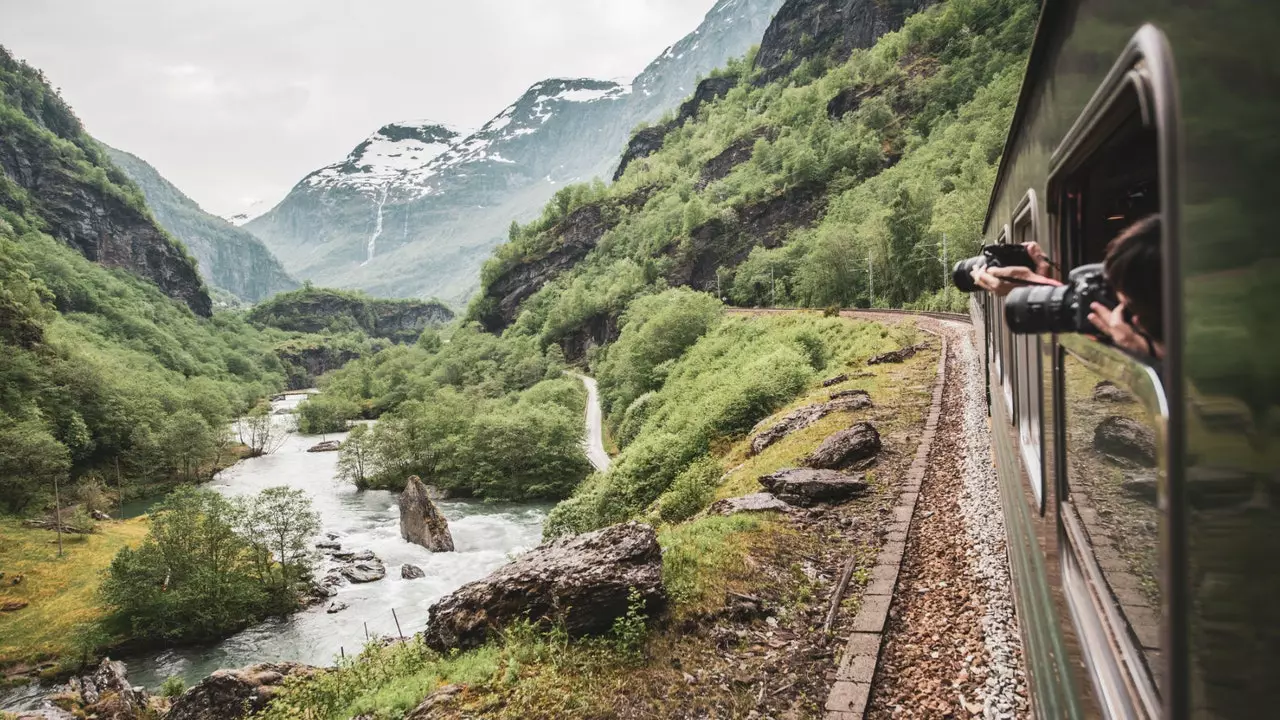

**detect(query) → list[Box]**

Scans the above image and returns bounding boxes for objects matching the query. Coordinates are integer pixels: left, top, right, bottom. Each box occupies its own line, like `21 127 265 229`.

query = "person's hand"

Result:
970 265 1060 297
1088 301 1150 356
1022 241 1052 276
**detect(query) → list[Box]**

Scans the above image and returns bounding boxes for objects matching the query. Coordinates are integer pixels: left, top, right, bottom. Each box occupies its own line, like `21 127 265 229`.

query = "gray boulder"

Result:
306 440 341 453
708 493 793 516
404 684 464 719
821 373 850 388
401 564 426 580
1093 380 1134 403
749 393 873 456
805 422 882 470
326 601 349 614
1094 415 1157 467
166 663 315 720
423 521 665 652
339 557 386 583
759 468 870 507
868 344 925 365
400 476 455 552
67 658 147 718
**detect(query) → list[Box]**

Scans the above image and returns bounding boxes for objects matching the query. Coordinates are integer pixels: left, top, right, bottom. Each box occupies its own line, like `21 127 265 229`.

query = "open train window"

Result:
1012 192 1045 511
1047 25 1178 720
995 225 1016 421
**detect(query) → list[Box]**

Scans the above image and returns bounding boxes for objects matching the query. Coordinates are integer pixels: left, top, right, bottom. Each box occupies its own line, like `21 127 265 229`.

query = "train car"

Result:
972 1 1280 717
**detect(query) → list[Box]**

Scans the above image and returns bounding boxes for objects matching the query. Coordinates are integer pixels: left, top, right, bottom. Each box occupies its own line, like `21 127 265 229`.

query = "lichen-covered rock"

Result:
708 493 793 516
804 422 882 470
66 659 148 720
404 684 465 720
821 373 850 388
401 564 426 580
749 393 873 455
400 476 454 552
306 440 342 453
868 344 925 365
423 521 665 651
758 468 870 506
339 557 386 583
1093 380 1134 403
166 663 315 720
1094 415 1157 467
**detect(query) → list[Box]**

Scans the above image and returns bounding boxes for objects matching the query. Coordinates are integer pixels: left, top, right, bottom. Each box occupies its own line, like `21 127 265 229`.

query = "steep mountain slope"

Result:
247 285 453 344
103 144 298 303
247 0 784 303
473 0 1037 358
0 47 211 316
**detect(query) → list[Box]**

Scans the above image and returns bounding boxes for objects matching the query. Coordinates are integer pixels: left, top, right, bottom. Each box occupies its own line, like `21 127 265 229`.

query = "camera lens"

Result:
952 257 986 293
1006 284 1075 334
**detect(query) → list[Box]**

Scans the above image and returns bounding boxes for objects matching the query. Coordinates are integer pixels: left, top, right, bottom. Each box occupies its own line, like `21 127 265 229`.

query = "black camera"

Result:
951 244 1037 293
1005 263 1117 336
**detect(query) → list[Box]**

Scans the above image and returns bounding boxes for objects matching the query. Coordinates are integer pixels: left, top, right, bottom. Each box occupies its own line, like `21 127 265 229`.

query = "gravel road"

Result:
571 373 611 472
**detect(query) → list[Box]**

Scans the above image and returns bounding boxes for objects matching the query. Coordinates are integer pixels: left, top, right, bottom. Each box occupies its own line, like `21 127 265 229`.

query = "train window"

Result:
1048 25 1178 719
1012 192 1045 510
996 225 1016 421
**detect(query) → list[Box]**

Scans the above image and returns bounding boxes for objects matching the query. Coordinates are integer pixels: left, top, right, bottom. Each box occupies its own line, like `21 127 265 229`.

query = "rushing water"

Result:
1 393 547 709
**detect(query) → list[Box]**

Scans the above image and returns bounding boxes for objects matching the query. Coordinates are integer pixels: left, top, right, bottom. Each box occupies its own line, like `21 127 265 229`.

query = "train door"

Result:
1046 25 1178 720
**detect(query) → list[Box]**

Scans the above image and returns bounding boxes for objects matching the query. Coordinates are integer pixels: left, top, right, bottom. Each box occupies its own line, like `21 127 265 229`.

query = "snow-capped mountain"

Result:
246 0 784 303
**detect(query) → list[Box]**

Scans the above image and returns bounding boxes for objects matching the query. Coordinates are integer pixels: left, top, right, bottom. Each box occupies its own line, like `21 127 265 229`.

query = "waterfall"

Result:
362 185 390 266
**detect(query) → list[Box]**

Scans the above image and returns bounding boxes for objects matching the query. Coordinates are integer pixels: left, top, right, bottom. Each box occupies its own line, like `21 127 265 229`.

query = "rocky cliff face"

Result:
0 46 212 316
247 286 454 344
102 145 297 304
753 0 937 83
246 0 784 304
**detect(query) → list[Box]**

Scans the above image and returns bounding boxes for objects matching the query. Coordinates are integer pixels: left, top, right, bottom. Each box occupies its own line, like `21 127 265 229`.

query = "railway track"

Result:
725 306 971 325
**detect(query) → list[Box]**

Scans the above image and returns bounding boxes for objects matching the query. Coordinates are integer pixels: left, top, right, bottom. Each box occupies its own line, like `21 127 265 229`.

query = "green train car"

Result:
971 0 1280 717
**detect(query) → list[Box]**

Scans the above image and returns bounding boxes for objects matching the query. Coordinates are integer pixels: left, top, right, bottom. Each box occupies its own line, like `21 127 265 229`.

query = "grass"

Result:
0 517 148 672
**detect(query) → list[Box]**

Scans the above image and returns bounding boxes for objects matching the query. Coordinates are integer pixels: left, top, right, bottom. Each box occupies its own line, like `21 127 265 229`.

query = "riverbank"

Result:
0 517 149 678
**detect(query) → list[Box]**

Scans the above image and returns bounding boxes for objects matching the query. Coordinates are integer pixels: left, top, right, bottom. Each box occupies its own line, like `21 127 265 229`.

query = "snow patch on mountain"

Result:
304 120 466 195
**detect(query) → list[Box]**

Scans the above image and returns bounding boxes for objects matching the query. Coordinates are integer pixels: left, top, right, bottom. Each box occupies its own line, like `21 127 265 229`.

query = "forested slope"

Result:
472 0 1037 359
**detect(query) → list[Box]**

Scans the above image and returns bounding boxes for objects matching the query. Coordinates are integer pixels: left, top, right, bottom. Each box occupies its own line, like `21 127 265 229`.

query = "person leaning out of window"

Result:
969 214 1165 360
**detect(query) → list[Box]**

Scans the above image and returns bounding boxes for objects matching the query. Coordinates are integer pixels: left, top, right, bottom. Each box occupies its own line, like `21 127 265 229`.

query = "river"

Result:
1 393 548 709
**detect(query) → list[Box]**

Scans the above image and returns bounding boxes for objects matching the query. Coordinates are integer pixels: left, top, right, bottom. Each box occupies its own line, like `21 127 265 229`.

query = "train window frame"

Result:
1012 190 1046 513
1046 24 1182 720
996 224 1016 422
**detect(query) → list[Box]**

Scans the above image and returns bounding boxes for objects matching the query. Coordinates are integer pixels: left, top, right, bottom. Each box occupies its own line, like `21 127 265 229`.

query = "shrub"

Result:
655 456 723 524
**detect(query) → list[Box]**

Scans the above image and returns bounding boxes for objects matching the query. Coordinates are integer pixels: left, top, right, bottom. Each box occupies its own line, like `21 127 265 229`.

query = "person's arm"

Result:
1088 301 1161 358
970 265 1062 297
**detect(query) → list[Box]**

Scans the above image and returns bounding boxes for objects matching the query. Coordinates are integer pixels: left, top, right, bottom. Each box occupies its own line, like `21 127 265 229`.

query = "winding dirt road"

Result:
571 373 611 472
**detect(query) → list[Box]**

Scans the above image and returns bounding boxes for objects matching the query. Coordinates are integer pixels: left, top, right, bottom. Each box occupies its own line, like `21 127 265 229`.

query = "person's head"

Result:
1104 214 1163 342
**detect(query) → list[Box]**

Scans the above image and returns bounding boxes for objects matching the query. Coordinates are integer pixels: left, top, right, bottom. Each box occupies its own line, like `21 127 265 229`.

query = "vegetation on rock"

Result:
247 285 454 344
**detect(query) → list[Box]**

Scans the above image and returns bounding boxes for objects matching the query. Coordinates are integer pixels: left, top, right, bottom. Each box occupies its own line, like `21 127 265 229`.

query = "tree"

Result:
0 419 71 513
237 487 320 601
296 395 360 435
236 401 288 457
159 409 217 481
337 424 374 490
459 403 592 501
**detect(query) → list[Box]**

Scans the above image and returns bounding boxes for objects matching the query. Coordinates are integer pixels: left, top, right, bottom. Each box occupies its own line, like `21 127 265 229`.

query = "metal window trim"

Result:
1013 189 1047 515
997 224 1016 421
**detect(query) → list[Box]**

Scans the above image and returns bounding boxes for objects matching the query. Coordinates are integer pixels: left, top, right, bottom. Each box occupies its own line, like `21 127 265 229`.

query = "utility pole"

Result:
868 255 874 306
770 260 776 308
942 233 949 302
53 475 64 558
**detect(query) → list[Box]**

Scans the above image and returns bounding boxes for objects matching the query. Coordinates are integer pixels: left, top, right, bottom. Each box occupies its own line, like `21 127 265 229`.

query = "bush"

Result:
160 676 186 698
297 394 362 435
655 456 722 524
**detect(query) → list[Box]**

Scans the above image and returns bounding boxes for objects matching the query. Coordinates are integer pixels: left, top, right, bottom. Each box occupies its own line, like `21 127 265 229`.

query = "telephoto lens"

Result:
952 256 987 293
1004 263 1115 336
950 244 1037 293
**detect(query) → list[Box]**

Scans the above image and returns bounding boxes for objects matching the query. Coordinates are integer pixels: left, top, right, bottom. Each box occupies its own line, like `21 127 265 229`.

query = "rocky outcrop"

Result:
275 344 365 391
1094 416 1157 467
424 521 665 651
404 684 464 720
709 492 794 516
749 391 873 455
613 126 672 181
821 374 850 388
65 659 148 720
339 553 387 583
400 476 455 552
166 663 316 720
248 287 453 344
614 75 743 181
307 440 342 453
753 0 937 85
402 564 426 580
759 468 870 506
1093 380 1134 403
868 344 925 365
805 422 882 470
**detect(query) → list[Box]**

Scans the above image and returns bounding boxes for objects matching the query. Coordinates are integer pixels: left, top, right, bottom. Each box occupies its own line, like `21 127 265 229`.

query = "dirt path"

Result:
865 320 1027 719
571 373 611 472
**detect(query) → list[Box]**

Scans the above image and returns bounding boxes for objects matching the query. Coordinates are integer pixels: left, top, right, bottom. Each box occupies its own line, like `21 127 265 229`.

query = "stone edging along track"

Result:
823 321 948 719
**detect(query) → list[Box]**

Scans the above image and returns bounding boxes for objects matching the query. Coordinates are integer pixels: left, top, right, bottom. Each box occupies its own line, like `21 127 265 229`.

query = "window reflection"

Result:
1061 351 1163 695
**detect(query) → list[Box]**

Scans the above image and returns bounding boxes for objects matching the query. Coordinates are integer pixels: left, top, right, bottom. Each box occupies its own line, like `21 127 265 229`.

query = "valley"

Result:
0 0 1041 718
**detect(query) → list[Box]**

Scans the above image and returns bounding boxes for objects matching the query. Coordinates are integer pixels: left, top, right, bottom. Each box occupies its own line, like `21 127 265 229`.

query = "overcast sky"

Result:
0 0 719 218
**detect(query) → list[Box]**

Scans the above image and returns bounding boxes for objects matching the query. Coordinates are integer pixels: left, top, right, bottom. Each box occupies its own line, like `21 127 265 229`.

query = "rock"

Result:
613 125 671 181
805 422 882 470
315 541 341 551
401 564 426 580
400 476 455 552
90 510 111 521
67 659 148 719
829 388 872 403
166 663 315 720
326 601 349 614
868 344 925 365
306 440 342 453
0 599 28 612
1093 416 1157 467
821 373 849 388
758 468 870 507
404 684 465 720
340 558 386 584
749 394 873 455
1122 472 1159 503
707 493 793 516
1093 380 1134 403
424 521 665 652
331 549 375 562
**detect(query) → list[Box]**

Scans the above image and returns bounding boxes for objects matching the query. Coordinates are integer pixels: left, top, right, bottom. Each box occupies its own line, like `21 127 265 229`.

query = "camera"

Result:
1005 263 1117 336
951 244 1037 293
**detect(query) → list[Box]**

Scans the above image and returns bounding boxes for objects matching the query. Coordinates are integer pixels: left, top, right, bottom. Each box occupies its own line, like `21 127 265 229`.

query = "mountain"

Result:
103 144 298 304
471 0 1037 356
246 0 785 304
0 47 211 316
247 285 454 344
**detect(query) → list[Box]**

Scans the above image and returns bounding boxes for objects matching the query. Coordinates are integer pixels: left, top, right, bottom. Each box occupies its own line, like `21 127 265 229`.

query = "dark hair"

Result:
1104 214 1163 342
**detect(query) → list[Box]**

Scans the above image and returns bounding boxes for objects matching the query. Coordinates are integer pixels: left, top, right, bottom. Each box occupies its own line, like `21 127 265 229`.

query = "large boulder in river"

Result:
423 521 665 652
339 555 386 583
805 422 882 470
759 468 870 507
400 476 455 552
166 663 315 720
